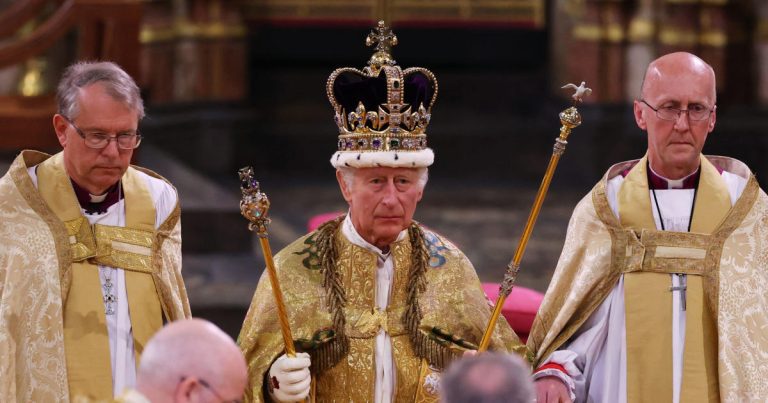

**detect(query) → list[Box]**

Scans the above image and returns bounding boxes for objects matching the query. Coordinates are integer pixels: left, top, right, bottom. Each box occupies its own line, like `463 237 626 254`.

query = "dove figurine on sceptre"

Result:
561 81 592 103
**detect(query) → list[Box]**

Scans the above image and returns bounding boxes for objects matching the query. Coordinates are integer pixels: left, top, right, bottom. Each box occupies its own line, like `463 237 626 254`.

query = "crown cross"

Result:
366 20 397 52
365 21 398 74
384 102 406 126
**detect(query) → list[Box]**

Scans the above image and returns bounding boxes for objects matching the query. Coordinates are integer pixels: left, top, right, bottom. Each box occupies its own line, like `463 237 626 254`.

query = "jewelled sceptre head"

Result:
237 166 296 356
478 82 591 352
239 166 271 236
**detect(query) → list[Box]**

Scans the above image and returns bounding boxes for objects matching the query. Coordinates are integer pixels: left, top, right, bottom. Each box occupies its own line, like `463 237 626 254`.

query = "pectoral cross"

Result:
670 274 687 311
103 275 117 315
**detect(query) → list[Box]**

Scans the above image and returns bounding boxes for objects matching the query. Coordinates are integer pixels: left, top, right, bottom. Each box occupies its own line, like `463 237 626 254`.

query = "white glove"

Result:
267 352 311 402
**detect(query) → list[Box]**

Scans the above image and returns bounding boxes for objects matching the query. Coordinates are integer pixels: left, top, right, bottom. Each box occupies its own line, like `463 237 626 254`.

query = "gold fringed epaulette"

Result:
308 215 349 374
404 223 460 370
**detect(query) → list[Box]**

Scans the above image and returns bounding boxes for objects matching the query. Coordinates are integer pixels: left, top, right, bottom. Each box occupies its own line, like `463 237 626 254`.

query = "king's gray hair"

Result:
338 166 429 191
56 61 145 120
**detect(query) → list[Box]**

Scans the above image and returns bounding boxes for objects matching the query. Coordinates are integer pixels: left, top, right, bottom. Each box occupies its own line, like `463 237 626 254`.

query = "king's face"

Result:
339 167 424 250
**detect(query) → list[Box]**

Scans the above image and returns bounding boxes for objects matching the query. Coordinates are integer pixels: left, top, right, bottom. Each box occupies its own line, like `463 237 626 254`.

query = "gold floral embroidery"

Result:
2 151 70 401
64 217 97 261
393 335 422 401
316 337 376 401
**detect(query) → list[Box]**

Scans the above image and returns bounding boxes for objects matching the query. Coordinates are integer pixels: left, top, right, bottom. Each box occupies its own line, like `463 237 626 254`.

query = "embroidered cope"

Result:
528 155 768 403
0 151 191 402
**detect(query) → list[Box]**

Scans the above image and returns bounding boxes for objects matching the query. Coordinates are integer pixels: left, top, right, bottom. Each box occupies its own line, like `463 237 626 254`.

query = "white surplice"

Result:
28 166 177 397
535 168 746 403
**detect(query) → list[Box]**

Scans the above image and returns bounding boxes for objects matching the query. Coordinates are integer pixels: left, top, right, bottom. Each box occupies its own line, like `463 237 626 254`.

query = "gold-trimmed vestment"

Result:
0 150 191 402
528 155 768 402
239 220 524 402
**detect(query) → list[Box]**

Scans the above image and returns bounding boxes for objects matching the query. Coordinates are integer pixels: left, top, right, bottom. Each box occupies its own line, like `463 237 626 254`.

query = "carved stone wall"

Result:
756 0 768 104
242 0 546 28
552 0 760 104
140 0 247 104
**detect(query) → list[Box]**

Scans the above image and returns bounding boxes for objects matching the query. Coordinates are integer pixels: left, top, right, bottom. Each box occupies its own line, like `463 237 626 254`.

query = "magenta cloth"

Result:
620 160 722 190
307 212 345 232
482 283 544 342
71 178 122 214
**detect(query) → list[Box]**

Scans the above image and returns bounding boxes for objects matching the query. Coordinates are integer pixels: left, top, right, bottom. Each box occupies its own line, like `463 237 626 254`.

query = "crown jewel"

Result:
327 21 438 157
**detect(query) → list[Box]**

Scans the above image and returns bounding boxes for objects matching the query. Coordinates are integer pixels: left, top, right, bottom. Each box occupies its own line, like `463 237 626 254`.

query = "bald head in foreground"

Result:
528 51 768 402
440 352 533 403
119 319 247 403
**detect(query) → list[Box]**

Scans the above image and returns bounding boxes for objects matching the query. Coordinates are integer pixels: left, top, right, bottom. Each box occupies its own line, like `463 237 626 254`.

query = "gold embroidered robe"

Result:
238 224 524 402
528 155 768 402
0 150 191 402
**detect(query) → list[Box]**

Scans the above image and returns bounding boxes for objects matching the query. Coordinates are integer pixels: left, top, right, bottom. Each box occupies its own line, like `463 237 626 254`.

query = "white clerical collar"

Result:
342 212 407 259
648 163 699 190
89 192 107 203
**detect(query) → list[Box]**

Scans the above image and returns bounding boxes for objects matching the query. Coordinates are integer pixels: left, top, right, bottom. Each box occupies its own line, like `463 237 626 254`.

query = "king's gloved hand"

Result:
267 352 311 402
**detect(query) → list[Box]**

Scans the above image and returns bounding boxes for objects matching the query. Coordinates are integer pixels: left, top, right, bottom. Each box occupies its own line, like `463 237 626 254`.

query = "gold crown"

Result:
326 21 438 155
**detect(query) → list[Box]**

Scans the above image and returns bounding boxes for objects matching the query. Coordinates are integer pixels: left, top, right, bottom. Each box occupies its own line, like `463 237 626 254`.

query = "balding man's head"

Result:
633 52 718 179
640 52 716 103
136 319 247 403
440 352 534 403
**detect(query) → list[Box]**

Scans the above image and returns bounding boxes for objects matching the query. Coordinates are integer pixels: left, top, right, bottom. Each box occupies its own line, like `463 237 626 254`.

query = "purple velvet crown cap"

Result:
332 70 436 115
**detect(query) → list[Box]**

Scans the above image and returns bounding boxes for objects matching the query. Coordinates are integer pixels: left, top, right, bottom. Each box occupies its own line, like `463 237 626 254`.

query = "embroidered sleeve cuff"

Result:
541 350 581 377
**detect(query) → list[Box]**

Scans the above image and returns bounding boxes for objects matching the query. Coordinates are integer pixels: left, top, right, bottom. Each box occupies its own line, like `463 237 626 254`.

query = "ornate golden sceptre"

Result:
239 166 296 356
478 82 592 351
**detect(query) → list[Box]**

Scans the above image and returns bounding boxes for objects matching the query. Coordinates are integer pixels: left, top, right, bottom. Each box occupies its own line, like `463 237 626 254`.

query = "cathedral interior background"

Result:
1 0 766 336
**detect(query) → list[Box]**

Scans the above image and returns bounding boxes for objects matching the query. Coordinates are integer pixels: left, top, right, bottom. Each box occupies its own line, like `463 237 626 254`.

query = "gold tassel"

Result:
308 216 350 374
308 217 458 373
403 223 459 370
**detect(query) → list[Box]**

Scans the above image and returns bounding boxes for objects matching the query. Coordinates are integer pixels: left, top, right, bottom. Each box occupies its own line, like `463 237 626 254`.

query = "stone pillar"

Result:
756 0 768 104
698 2 729 97
568 0 604 102
658 1 699 55
140 0 247 104
550 0 578 92
601 0 627 103
552 0 630 103
625 0 655 101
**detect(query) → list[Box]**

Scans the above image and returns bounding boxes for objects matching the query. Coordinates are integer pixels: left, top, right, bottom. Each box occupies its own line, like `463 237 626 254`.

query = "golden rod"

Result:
238 166 296 357
478 83 590 351
258 236 296 356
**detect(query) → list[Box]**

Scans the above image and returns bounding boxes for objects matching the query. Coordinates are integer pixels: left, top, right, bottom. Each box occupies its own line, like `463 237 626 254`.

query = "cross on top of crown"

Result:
366 20 398 52
365 21 399 74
